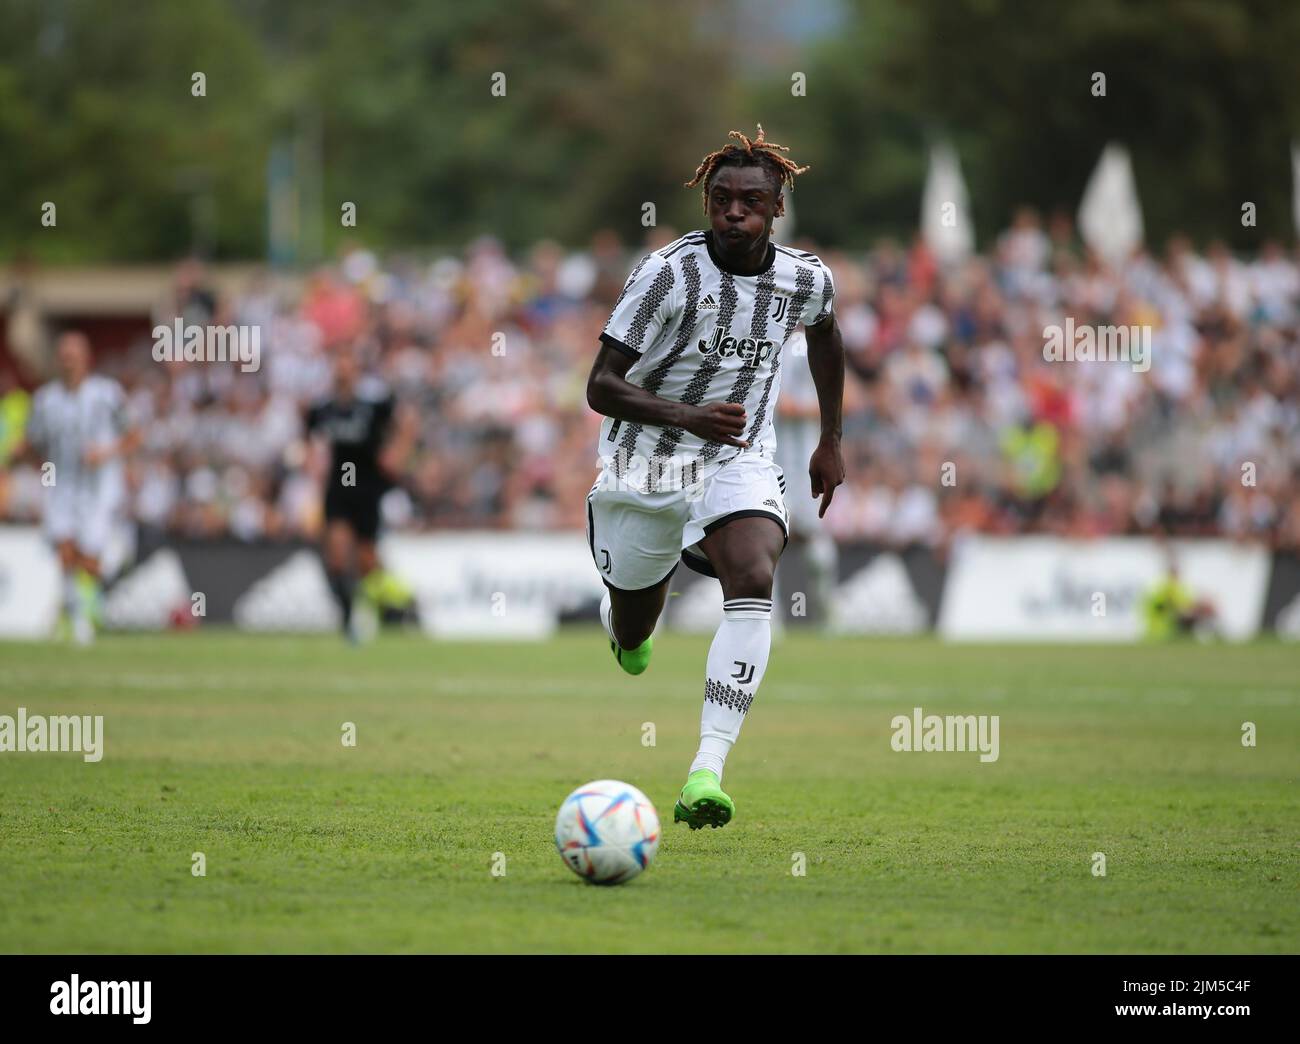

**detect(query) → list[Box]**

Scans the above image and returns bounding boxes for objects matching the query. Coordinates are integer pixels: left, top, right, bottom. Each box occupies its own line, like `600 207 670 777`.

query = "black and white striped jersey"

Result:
27 375 129 492
596 229 834 493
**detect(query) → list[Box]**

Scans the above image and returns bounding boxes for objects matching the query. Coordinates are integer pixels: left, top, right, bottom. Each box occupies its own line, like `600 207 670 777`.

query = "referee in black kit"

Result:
306 347 417 640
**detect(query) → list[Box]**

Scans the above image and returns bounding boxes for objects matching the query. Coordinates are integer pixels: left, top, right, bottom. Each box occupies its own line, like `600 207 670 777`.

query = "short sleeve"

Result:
600 254 676 359
801 263 834 328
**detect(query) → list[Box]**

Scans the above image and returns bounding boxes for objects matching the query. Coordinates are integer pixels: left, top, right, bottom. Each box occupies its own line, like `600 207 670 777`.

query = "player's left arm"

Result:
377 398 418 481
83 427 141 467
83 386 141 468
802 287 845 520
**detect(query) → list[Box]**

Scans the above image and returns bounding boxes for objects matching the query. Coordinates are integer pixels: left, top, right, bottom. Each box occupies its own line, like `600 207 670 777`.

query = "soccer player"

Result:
585 126 845 829
306 349 417 640
21 331 139 644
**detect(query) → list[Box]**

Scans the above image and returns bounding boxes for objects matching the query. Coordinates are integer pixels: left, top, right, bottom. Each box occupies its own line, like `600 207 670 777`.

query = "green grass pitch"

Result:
1 631 1296 953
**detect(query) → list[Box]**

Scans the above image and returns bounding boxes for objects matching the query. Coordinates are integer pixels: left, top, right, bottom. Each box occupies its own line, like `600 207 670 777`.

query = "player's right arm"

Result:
586 345 749 448
586 253 748 448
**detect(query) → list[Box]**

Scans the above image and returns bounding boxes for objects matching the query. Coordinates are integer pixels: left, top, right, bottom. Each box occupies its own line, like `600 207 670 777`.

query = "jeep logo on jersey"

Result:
697 326 775 366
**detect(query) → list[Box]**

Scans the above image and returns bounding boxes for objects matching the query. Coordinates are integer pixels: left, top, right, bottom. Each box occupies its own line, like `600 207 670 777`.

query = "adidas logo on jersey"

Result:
698 294 719 311
697 325 776 367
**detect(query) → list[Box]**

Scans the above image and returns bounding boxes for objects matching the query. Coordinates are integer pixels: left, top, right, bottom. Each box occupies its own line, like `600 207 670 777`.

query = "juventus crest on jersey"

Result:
597 229 834 493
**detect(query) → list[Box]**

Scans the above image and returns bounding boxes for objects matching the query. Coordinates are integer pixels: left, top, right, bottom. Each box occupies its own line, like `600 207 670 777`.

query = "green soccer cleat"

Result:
609 634 652 676
673 769 734 830
359 567 414 611
76 568 103 627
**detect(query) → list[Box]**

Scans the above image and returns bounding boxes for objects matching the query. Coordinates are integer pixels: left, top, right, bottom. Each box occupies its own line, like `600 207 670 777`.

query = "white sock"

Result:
690 597 772 783
599 589 617 646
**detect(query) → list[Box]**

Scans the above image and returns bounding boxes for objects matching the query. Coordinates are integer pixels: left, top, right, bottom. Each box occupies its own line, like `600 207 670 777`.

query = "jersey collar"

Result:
704 230 776 277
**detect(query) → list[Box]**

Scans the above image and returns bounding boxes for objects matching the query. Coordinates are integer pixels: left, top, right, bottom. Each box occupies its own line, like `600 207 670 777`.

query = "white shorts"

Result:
44 477 123 558
585 453 789 591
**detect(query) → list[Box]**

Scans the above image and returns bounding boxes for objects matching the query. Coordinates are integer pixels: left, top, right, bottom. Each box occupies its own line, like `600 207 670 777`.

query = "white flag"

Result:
1078 143 1143 269
921 141 973 266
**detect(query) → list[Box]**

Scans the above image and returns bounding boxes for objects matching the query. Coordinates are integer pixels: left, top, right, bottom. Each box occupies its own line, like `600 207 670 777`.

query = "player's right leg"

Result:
43 482 90 642
601 576 671 675
585 478 683 676
322 516 359 639
356 537 414 621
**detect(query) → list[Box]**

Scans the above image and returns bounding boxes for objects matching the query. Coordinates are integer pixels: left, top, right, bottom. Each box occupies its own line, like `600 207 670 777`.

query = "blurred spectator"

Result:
3 218 1298 552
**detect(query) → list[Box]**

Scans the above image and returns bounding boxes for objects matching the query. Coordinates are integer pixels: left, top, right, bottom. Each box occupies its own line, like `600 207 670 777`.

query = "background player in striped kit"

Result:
586 127 846 829
19 331 139 644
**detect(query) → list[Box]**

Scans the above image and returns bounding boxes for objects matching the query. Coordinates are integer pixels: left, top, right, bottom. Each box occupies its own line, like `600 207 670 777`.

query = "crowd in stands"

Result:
3 210 1298 550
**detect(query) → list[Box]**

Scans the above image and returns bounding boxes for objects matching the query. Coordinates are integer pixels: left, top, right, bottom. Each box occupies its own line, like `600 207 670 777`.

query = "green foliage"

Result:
773 0 1300 248
1 0 1297 261
0 0 270 261
0 0 729 261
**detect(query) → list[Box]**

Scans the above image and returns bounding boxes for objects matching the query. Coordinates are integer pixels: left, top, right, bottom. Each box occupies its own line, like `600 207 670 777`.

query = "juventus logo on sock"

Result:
696 596 773 777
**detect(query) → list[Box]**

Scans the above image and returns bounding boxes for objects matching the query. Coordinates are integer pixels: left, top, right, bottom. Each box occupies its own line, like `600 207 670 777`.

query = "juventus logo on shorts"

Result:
770 296 789 324
731 660 755 685
599 549 612 573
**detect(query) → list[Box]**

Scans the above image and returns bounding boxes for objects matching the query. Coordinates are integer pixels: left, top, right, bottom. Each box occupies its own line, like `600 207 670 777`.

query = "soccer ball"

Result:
554 780 660 885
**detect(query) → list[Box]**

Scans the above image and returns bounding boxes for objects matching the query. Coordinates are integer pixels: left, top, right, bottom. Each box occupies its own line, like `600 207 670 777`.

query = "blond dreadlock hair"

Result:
684 124 810 216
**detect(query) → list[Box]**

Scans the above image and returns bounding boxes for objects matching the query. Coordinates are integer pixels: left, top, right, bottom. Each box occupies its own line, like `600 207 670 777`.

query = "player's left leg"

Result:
73 551 105 643
356 537 414 622
43 481 83 639
675 513 785 829
586 477 684 675
356 540 378 576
